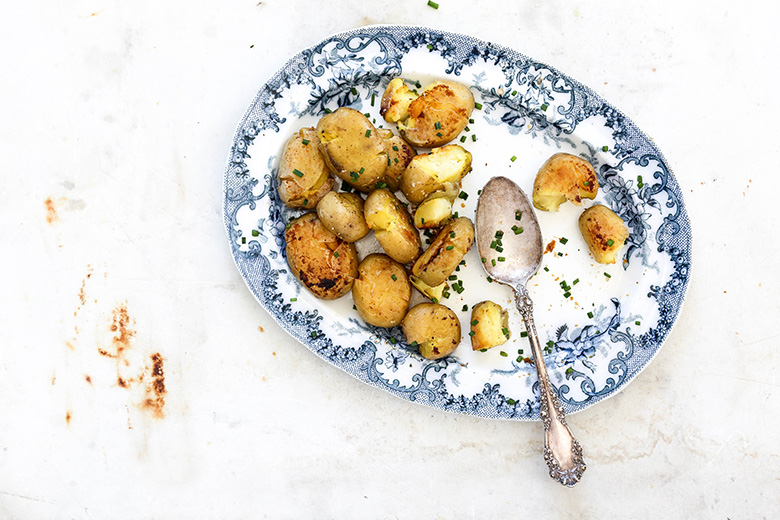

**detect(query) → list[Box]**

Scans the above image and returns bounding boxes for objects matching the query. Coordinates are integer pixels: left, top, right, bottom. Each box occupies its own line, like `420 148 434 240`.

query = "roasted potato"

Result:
380 78 417 123
413 190 456 229
402 303 461 360
411 217 474 287
352 254 411 328
277 128 334 209
364 189 421 264
409 275 447 303
381 79 475 148
470 301 510 351
400 145 472 204
316 107 388 193
284 213 358 300
316 191 369 243
532 153 599 212
578 204 629 264
378 128 416 190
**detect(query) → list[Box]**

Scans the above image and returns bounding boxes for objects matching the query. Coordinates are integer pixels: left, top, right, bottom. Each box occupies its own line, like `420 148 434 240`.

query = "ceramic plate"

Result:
223 26 691 420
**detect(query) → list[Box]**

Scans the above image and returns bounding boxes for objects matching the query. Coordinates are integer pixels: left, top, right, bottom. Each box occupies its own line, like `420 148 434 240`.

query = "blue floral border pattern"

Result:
223 26 691 421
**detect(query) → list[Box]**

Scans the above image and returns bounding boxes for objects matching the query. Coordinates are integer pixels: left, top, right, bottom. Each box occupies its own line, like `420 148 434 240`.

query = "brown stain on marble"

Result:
45 197 59 224
85 375 92 384
141 353 166 418
66 410 72 425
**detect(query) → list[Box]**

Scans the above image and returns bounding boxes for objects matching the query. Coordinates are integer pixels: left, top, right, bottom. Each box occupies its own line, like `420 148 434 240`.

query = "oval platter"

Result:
223 25 692 421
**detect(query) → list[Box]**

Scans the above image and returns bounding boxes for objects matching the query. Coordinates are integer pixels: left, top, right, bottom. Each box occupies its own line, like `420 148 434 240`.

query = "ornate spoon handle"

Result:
515 287 586 487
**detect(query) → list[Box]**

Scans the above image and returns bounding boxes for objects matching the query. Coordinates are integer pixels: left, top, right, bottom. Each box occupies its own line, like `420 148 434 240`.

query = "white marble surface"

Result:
1 0 779 518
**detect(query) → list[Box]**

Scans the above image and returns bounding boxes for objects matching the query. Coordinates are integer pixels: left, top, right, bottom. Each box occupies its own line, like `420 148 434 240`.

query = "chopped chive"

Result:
350 171 359 180
546 340 554 349
392 145 399 151
426 44 433 50
436 132 443 137
389 337 396 344
458 191 468 200
471 134 477 142
427 0 439 8
290 297 297 302
464 126 470 132
449 231 456 238
500 351 508 357
604 272 612 278
511 90 517 96
479 348 487 352
420 217 425 224
415 80 421 88
566 367 574 375
498 257 505 262
487 277 493 283
516 356 523 363
474 102 482 110
371 93 375 106
350 87 358 96
587 311 594 318
510 155 517 162
353 305 357 310
520 331 528 338
512 225 523 235
365 130 372 138
491 259 496 267
448 275 457 281
635 321 641 326
490 241 497 249
391 274 397 281
573 278 580 285
469 331 475 337
541 104 548 111
394 158 399 163
481 257 486 263
507 398 516 405
583 180 590 186
494 230 504 238
637 175 644 188
303 198 309 206
502 327 509 336
469 118 474 124
387 155 391 166
324 108 332 113
241 236 246 244
251 230 259 237
560 237 569 244
359 167 365 174
543 266 549 272
460 135 466 142
292 169 304 177
606 239 615 247
471 319 479 326
376 181 387 189
301 139 310 145
411 341 418 346
563 292 571 298
602 145 609 151
333 252 339 258
434 121 441 130
462 305 468 312
477 189 482 195
445 245 454 250
515 210 522 220
496 246 503 253
431 297 438 303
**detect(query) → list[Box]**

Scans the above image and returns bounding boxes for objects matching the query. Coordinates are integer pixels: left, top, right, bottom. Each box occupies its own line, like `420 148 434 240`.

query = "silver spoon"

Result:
475 176 586 487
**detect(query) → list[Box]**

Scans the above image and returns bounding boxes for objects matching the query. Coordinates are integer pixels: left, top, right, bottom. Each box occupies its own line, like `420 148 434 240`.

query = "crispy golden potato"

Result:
411 217 474 287
316 191 369 243
277 128 334 209
380 78 417 123
532 153 599 212
413 191 456 229
578 204 629 264
364 189 421 264
402 303 461 360
352 254 411 328
409 275 447 303
470 301 510 351
284 213 358 300
316 107 388 193
395 80 475 148
378 128 416 190
400 144 472 204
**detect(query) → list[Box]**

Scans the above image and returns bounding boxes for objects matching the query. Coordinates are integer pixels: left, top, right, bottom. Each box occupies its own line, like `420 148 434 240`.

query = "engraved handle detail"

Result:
515 287 587 487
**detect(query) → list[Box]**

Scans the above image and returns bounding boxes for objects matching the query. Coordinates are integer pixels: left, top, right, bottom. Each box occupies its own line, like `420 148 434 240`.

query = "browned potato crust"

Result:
411 217 474 287
364 189 421 264
277 128 334 209
578 204 629 264
532 153 599 212
316 107 388 193
284 213 358 299
378 129 416 190
316 191 369 242
399 80 474 148
352 254 411 328
402 303 461 359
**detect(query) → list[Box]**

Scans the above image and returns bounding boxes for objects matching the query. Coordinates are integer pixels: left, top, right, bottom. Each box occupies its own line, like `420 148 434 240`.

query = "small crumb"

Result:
257 326 265 332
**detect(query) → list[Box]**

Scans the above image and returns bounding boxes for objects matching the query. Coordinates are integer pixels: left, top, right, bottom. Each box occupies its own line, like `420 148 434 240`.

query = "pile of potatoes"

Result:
280 78 497 360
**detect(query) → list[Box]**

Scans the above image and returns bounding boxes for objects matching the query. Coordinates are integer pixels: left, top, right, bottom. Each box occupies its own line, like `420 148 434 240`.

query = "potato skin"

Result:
399 80 475 148
316 107 388 193
411 217 474 287
380 78 417 123
532 153 599 212
578 204 629 264
401 144 472 204
364 189 421 264
277 128 334 209
316 191 369 242
352 254 411 328
402 303 461 360
284 213 358 299
470 301 510 351
378 129 416 191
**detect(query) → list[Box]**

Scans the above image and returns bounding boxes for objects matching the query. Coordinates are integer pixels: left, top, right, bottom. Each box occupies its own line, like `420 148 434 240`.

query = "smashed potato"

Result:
352 254 411 328
401 144 472 204
377 128 416 190
402 303 461 360
532 153 599 212
470 301 510 351
364 189 421 264
578 204 629 264
316 191 369 243
284 213 358 300
381 79 475 148
411 217 474 287
316 107 387 193
409 275 447 303
413 192 454 229
277 128 334 209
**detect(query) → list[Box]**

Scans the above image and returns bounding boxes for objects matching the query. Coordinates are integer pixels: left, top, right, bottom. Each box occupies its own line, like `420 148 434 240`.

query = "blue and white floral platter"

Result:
223 26 691 421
